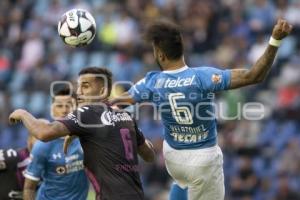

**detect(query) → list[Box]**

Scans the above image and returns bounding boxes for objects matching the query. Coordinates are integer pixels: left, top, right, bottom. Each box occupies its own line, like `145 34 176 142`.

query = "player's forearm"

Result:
138 140 155 162
23 189 36 200
20 111 57 141
20 111 47 140
230 45 278 89
248 45 278 83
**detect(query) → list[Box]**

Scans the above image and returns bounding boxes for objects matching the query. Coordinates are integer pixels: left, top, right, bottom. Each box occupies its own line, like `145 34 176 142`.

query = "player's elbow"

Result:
35 133 51 142
34 129 55 142
245 71 265 85
251 76 265 85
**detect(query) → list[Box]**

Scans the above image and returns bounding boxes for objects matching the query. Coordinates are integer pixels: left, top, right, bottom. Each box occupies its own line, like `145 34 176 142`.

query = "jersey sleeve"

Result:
128 72 157 103
57 106 95 136
24 141 48 181
194 66 231 92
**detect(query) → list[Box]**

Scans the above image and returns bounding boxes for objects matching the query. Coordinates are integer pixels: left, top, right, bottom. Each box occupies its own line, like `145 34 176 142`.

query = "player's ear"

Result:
156 47 165 61
99 87 108 99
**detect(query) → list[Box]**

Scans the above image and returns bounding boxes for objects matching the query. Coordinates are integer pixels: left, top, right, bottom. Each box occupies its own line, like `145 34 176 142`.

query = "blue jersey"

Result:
24 138 88 200
129 66 231 149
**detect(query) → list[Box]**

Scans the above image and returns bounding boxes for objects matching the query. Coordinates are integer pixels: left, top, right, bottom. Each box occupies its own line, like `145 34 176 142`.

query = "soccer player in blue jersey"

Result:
111 19 292 200
23 88 88 200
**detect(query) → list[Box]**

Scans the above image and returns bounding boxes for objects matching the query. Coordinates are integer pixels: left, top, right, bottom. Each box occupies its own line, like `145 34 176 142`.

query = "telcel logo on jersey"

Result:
154 75 195 88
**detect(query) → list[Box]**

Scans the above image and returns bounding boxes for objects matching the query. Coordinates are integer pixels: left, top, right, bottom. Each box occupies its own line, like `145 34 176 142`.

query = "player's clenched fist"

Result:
272 19 293 40
9 109 26 124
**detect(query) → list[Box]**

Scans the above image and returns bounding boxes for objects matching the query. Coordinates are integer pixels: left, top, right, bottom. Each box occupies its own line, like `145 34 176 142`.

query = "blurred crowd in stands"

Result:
0 0 300 199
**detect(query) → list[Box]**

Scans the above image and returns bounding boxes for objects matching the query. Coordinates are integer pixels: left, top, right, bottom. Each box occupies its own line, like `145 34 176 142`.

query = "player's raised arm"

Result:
229 19 292 89
9 109 70 142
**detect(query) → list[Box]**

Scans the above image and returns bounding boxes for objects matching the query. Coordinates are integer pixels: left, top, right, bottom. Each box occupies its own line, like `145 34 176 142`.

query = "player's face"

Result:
51 95 75 119
76 74 106 105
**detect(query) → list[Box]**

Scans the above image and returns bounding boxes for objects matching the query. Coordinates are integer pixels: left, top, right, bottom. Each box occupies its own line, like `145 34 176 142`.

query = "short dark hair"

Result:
52 87 75 102
144 20 183 60
78 67 112 97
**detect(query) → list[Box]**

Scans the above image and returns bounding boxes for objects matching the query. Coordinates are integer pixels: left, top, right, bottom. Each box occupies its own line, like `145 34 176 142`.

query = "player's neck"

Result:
162 59 186 71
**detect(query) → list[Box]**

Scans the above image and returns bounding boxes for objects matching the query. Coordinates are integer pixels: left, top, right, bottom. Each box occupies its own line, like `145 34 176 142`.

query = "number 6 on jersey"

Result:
168 93 193 125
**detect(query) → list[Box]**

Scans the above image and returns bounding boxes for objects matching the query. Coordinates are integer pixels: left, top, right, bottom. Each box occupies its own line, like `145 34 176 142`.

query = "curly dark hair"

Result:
144 19 183 60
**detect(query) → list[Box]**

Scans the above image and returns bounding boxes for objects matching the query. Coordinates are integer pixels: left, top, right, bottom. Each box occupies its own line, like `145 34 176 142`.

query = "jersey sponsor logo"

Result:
154 75 195 88
169 125 209 143
65 154 79 162
211 74 222 84
100 111 132 126
154 78 165 88
65 160 84 173
170 131 208 143
0 160 6 170
56 160 84 175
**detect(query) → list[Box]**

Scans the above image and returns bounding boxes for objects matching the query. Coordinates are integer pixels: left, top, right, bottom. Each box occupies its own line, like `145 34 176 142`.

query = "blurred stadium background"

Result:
0 0 300 199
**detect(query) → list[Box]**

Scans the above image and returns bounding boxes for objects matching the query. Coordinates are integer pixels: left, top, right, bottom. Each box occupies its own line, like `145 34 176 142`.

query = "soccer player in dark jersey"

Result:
9 67 155 200
0 135 36 200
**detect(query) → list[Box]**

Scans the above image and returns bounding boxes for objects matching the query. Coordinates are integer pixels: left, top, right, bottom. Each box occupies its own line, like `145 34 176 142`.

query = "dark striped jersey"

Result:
58 105 145 200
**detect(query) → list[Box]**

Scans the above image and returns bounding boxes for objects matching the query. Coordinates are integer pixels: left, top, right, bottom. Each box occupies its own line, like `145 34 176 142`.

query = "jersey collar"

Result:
162 65 189 74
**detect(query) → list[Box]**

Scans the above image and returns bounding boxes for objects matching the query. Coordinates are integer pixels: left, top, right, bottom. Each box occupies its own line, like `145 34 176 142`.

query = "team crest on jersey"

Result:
56 166 66 174
154 78 165 88
211 74 222 84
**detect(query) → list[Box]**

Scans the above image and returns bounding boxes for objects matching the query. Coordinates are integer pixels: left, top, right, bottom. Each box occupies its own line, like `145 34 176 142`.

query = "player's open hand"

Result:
9 109 26 124
272 19 293 40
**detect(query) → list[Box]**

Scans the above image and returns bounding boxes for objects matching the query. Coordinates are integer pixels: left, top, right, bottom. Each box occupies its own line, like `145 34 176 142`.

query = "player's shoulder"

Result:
31 140 52 153
192 66 229 80
67 106 94 120
144 71 160 81
192 66 222 73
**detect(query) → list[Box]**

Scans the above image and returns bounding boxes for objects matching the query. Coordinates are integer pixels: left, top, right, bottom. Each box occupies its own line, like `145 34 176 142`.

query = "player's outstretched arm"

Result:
230 19 292 89
9 109 70 142
23 178 38 200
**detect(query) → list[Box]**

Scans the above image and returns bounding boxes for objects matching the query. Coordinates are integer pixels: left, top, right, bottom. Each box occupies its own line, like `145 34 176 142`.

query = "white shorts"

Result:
163 141 225 200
